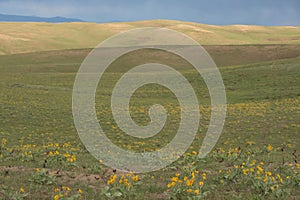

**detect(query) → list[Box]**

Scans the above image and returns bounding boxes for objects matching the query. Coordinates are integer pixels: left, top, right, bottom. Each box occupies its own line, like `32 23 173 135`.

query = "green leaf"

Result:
112 191 123 197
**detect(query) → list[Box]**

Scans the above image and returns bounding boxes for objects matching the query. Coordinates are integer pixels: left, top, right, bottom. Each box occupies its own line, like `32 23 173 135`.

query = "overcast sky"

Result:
0 0 299 25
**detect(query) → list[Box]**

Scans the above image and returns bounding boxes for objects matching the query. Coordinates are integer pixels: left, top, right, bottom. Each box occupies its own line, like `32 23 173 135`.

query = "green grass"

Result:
0 44 300 199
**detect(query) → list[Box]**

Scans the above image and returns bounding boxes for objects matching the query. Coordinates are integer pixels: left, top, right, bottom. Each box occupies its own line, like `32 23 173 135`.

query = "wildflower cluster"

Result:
52 186 83 200
212 147 241 162
167 170 208 199
0 140 79 168
216 144 299 198
0 138 8 159
0 185 28 200
103 172 140 199
45 142 79 168
30 168 56 185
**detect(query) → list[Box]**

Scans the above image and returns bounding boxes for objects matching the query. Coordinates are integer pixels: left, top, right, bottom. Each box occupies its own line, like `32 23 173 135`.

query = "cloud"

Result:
0 0 73 17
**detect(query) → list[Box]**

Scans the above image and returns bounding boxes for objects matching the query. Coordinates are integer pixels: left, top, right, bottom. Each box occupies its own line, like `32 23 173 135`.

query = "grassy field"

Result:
0 21 300 199
0 45 300 199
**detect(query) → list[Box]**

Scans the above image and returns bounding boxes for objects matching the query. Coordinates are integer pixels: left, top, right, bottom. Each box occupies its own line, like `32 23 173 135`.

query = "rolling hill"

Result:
0 20 300 55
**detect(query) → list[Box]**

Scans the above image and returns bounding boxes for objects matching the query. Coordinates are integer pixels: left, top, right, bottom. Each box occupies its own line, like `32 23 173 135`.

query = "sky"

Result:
0 0 299 25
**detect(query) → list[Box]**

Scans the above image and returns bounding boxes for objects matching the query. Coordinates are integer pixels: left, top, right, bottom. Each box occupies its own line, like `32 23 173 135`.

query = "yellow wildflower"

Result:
246 141 255 146
279 178 283 183
186 179 194 186
53 195 60 200
64 153 71 158
71 155 76 161
276 174 281 179
20 187 25 193
265 171 272 176
257 171 261 175
1 138 7 146
107 174 117 185
172 177 178 182
191 172 195 179
266 144 273 152
132 175 139 182
257 166 263 172
124 179 130 187
62 186 71 191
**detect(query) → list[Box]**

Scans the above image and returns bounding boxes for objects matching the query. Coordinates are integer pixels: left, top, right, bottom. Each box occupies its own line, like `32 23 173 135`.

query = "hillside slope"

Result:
0 20 300 55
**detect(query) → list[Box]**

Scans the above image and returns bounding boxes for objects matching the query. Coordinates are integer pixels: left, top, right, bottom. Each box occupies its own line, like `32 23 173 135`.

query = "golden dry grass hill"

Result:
0 20 300 55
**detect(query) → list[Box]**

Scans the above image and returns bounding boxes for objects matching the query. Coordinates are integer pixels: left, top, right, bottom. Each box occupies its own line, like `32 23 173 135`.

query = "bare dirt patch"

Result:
230 25 267 32
171 24 214 33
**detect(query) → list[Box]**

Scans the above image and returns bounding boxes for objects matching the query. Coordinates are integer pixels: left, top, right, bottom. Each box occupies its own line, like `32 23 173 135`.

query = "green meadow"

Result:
0 21 300 199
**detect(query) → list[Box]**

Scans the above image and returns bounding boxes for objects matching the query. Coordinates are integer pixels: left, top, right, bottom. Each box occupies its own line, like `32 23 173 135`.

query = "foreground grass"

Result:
1 134 300 199
0 47 299 199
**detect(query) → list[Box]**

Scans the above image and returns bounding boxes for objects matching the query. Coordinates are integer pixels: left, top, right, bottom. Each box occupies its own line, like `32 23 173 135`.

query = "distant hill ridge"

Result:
0 13 84 23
